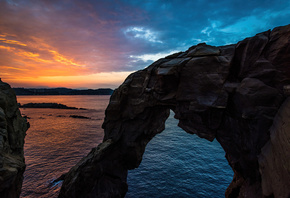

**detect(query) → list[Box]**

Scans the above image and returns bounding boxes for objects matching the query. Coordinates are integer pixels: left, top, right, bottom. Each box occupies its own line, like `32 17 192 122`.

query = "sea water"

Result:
17 95 233 198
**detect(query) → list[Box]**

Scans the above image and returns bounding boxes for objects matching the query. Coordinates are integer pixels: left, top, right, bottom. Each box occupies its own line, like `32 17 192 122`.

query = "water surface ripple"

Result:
17 95 233 198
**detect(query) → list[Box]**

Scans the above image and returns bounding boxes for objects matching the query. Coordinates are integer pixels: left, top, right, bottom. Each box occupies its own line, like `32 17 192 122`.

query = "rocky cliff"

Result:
0 79 29 197
59 24 290 198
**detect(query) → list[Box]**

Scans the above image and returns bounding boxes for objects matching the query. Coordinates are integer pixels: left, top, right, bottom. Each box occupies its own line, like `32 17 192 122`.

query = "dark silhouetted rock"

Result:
0 79 29 197
19 103 79 109
59 24 290 198
69 115 91 119
13 88 114 95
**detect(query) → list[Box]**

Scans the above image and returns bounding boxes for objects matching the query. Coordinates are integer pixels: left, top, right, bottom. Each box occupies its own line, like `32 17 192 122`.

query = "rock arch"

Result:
59 25 290 198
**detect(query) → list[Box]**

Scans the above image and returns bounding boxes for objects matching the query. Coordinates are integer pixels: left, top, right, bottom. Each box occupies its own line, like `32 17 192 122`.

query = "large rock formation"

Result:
0 79 29 197
258 98 290 197
59 24 290 198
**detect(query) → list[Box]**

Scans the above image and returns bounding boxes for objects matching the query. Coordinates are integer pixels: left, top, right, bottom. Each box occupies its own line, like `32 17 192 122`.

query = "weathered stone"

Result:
187 43 220 57
265 25 290 78
59 24 290 198
233 30 270 79
0 79 29 198
258 98 290 198
157 57 191 76
176 55 231 108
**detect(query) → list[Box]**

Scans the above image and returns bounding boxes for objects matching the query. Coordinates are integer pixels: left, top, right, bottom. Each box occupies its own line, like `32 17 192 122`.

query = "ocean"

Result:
17 95 233 198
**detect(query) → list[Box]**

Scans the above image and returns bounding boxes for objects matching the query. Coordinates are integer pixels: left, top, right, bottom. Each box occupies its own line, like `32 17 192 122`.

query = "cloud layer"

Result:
1 0 290 88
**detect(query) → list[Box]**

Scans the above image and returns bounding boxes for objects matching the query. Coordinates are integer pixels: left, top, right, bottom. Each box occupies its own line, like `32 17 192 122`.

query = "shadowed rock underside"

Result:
59 24 290 198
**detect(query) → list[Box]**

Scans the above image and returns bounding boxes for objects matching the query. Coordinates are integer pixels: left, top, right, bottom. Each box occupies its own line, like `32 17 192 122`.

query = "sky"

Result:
0 0 290 89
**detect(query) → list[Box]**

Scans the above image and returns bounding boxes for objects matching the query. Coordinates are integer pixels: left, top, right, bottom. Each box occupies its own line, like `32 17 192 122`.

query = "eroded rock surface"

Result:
258 98 290 198
0 79 29 197
59 24 290 198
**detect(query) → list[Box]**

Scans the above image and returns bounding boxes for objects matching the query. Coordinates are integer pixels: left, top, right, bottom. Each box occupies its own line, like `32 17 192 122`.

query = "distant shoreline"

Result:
18 102 83 109
13 88 114 95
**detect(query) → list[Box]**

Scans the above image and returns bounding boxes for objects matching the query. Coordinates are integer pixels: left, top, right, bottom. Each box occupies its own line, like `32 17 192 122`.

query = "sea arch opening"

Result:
126 110 233 197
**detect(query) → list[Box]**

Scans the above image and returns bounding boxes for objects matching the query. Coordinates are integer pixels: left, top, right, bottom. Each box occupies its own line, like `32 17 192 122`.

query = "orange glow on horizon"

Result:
0 32 134 88
0 34 93 84
0 13 135 89
2 71 133 89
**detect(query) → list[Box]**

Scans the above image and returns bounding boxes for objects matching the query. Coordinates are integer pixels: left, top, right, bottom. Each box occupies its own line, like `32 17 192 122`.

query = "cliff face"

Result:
0 79 29 197
59 24 290 198
258 98 290 197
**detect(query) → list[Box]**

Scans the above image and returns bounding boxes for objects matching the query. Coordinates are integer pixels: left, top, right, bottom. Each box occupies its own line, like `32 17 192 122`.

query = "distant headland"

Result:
13 87 114 95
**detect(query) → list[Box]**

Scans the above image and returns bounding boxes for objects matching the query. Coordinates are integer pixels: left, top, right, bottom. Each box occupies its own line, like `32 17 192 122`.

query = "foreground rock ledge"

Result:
59 24 290 198
0 79 29 197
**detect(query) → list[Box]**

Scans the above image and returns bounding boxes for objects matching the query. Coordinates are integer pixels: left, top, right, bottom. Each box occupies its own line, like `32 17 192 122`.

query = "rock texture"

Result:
0 79 29 197
59 24 290 198
258 98 290 197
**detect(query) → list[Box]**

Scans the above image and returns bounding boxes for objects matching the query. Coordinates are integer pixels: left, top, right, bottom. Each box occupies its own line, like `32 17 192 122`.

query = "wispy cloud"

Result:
0 37 27 46
17 51 53 64
49 50 84 67
124 27 163 43
198 4 290 45
0 34 86 75
1 66 28 71
0 45 14 51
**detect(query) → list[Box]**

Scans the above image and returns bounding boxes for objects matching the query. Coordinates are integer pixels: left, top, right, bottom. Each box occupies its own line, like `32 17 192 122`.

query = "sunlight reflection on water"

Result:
17 95 233 198
18 96 109 198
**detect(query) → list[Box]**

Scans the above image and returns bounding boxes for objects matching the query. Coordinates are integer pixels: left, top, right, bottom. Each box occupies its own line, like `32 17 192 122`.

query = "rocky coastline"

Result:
0 79 29 197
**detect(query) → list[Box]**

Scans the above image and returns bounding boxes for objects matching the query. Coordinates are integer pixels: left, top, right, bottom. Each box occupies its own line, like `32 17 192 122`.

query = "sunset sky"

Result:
1 0 290 89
